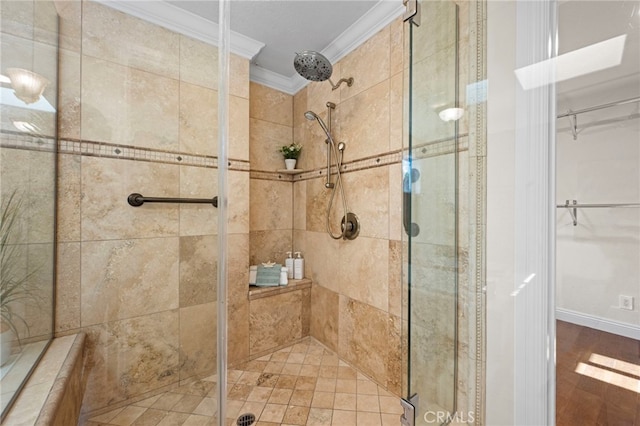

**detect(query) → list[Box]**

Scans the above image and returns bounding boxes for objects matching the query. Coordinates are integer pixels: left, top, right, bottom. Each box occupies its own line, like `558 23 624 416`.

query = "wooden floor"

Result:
557 320 640 425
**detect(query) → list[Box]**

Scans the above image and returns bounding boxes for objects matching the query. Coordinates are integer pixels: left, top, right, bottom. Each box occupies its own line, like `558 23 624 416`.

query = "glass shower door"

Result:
404 0 459 424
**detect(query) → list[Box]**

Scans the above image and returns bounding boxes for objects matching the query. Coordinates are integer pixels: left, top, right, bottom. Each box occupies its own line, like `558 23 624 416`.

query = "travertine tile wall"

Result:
292 18 406 397
248 82 294 265
280 4 473 408
54 0 250 416
246 19 405 395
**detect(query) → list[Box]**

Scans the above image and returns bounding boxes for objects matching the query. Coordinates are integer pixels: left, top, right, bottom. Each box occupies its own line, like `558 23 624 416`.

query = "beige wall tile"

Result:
227 233 250 364
296 115 328 172
55 242 81 333
230 53 250 100
81 56 179 149
389 72 404 153
338 296 400 394
338 236 389 312
250 290 305 355
341 166 389 240
179 35 217 90
0 0 33 39
34 1 58 45
305 78 340 120
180 235 218 308
250 179 292 231
80 157 179 240
82 1 180 79
304 231 340 295
228 170 250 234
229 95 250 161
250 83 293 127
179 82 218 156
388 163 403 242
80 237 179 326
293 181 307 231
82 310 180 413
1 33 35 79
338 26 390 102
293 89 308 149
24 243 55 339
389 17 404 77
310 284 339 352
250 118 293 171
179 303 217 381
304 177 331 235
335 80 390 160
410 47 457 146
56 0 82 53
388 240 402 319
179 165 218 236
411 0 457 65
58 49 81 140
292 229 307 258
250 230 293 266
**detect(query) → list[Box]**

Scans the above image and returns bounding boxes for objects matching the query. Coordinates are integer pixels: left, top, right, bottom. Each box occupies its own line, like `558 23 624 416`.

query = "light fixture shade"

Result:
438 107 465 122
5 68 49 104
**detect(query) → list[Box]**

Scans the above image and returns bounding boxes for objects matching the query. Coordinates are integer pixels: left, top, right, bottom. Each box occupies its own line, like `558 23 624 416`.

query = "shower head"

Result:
305 110 333 142
294 50 333 82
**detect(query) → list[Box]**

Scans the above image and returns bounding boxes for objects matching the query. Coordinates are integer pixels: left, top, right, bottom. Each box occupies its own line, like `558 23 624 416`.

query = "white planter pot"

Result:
284 159 297 170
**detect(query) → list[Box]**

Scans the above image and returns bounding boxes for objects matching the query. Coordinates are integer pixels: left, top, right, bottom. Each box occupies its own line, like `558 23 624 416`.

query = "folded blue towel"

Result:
255 264 282 287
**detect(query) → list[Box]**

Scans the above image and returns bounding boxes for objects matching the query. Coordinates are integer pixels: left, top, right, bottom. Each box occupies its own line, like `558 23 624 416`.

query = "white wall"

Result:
556 84 640 332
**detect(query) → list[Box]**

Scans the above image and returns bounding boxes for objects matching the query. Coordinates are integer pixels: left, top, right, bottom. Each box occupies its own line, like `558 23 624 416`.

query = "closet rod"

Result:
556 200 640 226
556 202 640 208
557 96 640 118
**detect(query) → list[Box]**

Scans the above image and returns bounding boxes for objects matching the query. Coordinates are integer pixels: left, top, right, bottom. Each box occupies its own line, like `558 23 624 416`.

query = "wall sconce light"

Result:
5 68 49 104
438 107 465 122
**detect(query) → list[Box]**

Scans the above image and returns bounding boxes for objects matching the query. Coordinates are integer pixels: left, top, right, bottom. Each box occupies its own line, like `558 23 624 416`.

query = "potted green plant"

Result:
279 143 302 170
0 192 36 365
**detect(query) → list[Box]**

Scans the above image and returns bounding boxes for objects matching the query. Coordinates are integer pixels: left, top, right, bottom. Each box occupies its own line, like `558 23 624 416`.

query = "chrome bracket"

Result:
565 199 578 226
400 394 419 426
403 0 420 25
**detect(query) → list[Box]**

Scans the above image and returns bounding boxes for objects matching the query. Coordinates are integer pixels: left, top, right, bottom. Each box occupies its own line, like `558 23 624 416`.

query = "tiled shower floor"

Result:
85 337 403 425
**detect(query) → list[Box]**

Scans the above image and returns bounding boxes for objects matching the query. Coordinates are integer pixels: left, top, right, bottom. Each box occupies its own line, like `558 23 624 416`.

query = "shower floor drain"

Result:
236 413 256 426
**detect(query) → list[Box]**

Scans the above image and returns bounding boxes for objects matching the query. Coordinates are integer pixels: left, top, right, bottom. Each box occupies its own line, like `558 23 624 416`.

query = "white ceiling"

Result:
99 0 405 94
167 1 380 77
99 0 639 101
557 1 640 105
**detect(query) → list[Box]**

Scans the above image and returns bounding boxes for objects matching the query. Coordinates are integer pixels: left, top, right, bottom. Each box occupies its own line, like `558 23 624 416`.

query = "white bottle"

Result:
293 252 304 280
285 251 294 279
280 267 288 286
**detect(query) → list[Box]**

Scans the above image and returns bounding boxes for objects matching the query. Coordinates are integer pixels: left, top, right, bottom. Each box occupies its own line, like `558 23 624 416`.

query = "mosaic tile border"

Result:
251 136 470 183
0 131 56 152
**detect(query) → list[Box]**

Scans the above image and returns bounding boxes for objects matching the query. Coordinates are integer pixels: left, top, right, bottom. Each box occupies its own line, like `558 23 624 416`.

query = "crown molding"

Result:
93 0 405 95
250 65 309 95
94 0 264 60
249 0 405 94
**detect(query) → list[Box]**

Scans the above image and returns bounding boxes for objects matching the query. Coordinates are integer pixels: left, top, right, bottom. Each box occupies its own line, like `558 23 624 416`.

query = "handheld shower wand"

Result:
304 103 359 240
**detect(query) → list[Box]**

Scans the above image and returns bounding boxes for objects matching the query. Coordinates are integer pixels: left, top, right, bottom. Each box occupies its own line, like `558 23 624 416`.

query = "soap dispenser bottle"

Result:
285 251 294 279
293 252 304 280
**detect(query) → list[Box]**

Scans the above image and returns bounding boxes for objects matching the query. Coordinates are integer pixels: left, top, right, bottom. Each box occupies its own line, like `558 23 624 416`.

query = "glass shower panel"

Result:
405 0 459 424
0 0 57 418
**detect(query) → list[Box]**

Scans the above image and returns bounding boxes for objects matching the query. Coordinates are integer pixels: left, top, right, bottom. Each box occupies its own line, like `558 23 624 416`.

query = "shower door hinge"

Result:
403 0 420 26
400 394 419 426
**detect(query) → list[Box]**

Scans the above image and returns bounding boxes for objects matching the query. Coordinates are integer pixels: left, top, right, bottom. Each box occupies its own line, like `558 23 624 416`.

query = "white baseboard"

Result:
556 308 640 340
